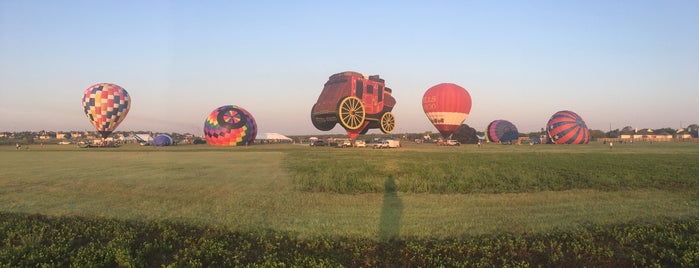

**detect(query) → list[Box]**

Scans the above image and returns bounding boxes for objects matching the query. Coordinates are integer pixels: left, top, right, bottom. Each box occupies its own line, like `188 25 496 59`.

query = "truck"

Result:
373 139 400 149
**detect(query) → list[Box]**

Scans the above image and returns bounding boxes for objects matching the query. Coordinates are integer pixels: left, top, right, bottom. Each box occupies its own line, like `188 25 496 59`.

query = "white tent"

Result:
256 133 293 142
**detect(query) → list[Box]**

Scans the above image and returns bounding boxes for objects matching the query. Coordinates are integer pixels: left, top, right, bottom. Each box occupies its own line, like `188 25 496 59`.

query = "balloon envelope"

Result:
452 124 479 144
547 110 590 144
82 83 131 138
152 134 173 146
204 105 257 146
422 83 472 138
485 120 519 143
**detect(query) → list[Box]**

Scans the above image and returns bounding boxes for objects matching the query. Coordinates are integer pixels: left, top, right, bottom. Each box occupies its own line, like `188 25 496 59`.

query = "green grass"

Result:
288 142 699 194
1 142 698 239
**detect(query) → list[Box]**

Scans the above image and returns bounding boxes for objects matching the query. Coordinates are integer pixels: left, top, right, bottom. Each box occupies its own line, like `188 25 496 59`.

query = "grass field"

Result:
1 141 698 241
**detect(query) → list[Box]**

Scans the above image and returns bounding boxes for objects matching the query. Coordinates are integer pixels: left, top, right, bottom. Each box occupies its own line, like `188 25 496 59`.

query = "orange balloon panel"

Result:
422 83 472 138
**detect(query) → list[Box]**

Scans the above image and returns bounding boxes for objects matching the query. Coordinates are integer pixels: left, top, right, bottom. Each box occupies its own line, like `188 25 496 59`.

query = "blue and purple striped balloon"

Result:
485 120 519 143
152 134 173 146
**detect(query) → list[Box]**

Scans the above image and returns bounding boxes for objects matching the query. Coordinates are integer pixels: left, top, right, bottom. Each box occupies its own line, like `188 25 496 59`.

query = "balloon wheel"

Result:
380 112 395 134
338 96 365 130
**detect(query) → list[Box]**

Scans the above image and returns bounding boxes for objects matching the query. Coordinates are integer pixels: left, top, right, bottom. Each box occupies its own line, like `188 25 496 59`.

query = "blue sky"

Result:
1 1 697 135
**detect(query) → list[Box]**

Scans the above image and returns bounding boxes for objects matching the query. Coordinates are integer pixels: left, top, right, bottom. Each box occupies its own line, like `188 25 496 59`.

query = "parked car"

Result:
355 140 366 148
446 140 461 146
310 140 326 147
343 140 352 147
437 139 460 146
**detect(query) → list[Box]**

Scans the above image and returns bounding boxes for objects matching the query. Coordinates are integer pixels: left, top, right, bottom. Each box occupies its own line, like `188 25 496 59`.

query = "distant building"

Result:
619 129 634 140
618 128 677 142
676 128 692 139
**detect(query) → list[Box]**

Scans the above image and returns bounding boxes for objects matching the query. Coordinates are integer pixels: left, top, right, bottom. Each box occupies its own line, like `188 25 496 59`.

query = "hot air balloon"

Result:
485 120 519 143
152 134 173 146
82 83 131 139
546 110 589 144
204 105 257 146
452 124 479 144
311 71 397 140
422 83 472 139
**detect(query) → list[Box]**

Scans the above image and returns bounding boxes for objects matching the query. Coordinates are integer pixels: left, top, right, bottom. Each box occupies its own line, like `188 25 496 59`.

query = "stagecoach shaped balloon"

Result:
81 83 131 139
485 120 519 143
422 83 472 139
204 105 257 146
152 134 173 146
546 110 590 144
310 71 397 140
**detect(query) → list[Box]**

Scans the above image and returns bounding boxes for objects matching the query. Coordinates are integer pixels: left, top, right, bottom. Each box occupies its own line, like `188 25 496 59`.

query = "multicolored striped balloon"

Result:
486 120 519 143
204 105 257 146
81 83 131 138
546 110 589 144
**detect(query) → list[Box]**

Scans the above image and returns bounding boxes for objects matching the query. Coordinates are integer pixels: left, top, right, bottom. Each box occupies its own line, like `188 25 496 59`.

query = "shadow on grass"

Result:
378 175 403 264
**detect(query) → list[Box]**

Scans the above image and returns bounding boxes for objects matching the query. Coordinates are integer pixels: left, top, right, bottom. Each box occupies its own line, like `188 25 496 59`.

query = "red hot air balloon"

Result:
546 110 590 144
422 83 472 139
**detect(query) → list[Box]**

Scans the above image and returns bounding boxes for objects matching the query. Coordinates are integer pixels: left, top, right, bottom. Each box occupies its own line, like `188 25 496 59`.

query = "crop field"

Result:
1 141 698 266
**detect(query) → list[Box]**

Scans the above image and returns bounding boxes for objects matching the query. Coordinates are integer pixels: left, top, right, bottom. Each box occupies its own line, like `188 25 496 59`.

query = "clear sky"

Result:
1 1 697 135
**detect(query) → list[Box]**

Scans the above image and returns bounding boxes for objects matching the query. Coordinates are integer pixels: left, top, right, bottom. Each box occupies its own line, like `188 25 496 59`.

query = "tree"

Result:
405 133 424 141
606 129 620 138
64 133 72 139
589 129 606 140
654 128 676 135
687 124 699 138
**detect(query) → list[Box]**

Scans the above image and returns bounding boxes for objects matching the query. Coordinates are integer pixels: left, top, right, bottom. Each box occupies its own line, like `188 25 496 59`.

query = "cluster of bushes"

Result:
1 212 698 267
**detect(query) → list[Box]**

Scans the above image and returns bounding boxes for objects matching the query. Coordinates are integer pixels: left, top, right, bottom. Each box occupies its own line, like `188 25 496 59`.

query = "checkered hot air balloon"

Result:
546 110 590 144
81 83 131 139
486 120 519 143
204 105 257 146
